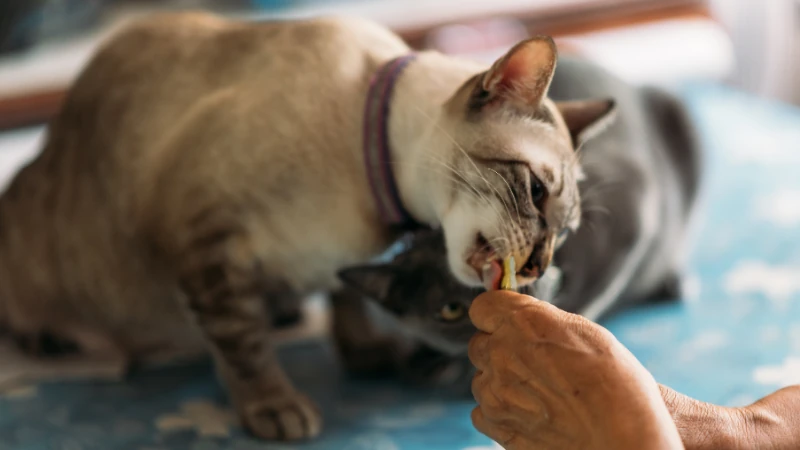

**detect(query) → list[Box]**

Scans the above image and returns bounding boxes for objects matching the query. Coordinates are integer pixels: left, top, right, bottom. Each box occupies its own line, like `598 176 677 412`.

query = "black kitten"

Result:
339 230 499 355
338 230 540 394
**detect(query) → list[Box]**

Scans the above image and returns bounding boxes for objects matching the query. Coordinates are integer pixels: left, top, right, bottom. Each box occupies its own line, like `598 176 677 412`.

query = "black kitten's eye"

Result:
530 176 546 206
439 303 466 322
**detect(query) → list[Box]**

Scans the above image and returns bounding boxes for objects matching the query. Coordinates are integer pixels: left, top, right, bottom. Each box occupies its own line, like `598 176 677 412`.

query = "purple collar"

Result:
362 54 420 229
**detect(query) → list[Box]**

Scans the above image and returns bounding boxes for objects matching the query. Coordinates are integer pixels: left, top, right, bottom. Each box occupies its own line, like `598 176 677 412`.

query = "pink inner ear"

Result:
485 39 556 105
502 49 540 86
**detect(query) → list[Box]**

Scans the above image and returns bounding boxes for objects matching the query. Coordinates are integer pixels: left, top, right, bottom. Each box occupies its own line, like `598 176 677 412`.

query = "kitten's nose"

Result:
519 235 555 279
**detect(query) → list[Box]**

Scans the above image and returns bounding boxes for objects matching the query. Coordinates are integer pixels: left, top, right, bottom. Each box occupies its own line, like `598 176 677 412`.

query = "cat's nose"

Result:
519 235 555 279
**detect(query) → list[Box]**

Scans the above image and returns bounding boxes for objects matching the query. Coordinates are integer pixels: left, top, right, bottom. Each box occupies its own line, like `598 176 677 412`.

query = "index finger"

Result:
469 290 542 333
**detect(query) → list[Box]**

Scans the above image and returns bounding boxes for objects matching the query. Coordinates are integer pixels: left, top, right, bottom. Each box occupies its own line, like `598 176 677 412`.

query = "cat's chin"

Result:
464 233 503 286
450 253 503 290
440 213 504 287
449 258 485 288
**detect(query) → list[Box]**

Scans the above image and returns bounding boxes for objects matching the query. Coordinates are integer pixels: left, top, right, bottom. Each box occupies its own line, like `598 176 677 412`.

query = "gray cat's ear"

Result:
337 265 396 301
479 36 558 110
556 99 617 149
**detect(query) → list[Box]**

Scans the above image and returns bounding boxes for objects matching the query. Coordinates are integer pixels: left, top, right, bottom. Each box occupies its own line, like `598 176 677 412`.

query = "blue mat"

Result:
1 83 799 449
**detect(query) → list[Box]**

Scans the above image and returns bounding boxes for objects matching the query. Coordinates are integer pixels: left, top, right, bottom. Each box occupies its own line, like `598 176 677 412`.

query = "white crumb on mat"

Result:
0 341 127 393
156 400 238 438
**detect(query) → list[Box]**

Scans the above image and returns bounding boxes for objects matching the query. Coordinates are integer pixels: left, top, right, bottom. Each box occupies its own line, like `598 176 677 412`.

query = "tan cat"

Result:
0 12 614 441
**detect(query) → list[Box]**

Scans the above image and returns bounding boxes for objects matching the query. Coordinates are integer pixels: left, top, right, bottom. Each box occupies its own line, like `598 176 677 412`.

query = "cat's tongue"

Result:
482 260 503 291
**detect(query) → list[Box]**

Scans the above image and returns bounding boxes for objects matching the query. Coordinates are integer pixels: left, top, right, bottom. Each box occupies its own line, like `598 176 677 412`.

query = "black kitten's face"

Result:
382 264 481 355
338 232 480 355
339 231 545 355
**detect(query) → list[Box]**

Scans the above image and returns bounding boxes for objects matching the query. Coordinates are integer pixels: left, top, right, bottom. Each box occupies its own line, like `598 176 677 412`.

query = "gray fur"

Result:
548 56 701 320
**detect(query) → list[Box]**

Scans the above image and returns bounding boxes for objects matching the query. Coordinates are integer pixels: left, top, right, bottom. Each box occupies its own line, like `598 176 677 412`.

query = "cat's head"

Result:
338 231 534 354
427 36 615 288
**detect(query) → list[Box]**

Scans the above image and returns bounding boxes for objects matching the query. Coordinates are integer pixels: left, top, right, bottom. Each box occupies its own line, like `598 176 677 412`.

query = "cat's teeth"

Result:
482 260 502 291
481 263 493 291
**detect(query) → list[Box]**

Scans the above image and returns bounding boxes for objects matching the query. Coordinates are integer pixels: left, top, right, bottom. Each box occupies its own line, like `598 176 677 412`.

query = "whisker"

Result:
411 106 514 239
420 152 507 237
387 161 484 203
487 236 511 255
388 157 504 237
488 168 520 220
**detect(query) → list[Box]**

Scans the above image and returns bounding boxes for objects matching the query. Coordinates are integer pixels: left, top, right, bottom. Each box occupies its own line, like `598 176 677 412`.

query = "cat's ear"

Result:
556 99 617 149
478 36 558 111
337 265 397 301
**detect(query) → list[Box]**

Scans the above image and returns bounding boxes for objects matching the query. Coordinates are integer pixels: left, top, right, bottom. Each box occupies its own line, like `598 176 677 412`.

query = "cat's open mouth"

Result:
468 233 503 289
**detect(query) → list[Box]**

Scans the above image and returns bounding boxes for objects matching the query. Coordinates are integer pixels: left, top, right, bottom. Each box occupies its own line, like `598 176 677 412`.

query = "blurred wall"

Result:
711 0 800 104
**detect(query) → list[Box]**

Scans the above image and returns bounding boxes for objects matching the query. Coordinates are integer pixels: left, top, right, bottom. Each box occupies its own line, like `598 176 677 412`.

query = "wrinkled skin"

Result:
661 384 800 450
467 290 800 450
467 291 683 450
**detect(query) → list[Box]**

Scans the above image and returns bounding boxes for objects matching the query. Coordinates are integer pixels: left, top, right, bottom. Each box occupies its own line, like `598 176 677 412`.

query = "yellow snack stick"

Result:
500 255 517 290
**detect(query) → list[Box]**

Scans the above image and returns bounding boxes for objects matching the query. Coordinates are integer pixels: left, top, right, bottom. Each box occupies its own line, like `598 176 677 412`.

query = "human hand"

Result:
662 382 800 450
659 384 740 450
468 291 683 450
744 385 800 450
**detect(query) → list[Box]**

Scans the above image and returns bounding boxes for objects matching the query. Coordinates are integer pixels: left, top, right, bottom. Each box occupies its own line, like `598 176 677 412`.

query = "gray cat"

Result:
337 54 701 387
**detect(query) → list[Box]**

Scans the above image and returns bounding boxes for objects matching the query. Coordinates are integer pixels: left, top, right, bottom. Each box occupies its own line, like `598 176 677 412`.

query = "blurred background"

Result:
0 2 799 449
0 0 798 132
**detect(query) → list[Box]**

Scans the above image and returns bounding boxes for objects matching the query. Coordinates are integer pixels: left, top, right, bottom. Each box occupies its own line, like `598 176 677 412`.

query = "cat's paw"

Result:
241 392 322 441
338 338 405 378
402 346 474 395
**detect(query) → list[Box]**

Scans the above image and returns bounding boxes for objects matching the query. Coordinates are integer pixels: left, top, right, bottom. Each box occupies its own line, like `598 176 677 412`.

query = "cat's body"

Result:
340 54 702 383
546 55 701 320
0 14 408 361
0 13 615 441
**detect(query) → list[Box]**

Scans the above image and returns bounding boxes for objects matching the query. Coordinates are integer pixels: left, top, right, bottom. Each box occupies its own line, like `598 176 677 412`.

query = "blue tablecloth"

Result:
1 83 799 450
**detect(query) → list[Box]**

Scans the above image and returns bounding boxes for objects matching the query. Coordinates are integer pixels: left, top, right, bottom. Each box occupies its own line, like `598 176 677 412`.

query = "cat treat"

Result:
481 255 517 291
500 256 517 291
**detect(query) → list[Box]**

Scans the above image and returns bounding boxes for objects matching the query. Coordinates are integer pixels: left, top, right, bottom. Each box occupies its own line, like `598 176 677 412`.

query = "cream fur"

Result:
0 9 598 374
0 13 612 440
